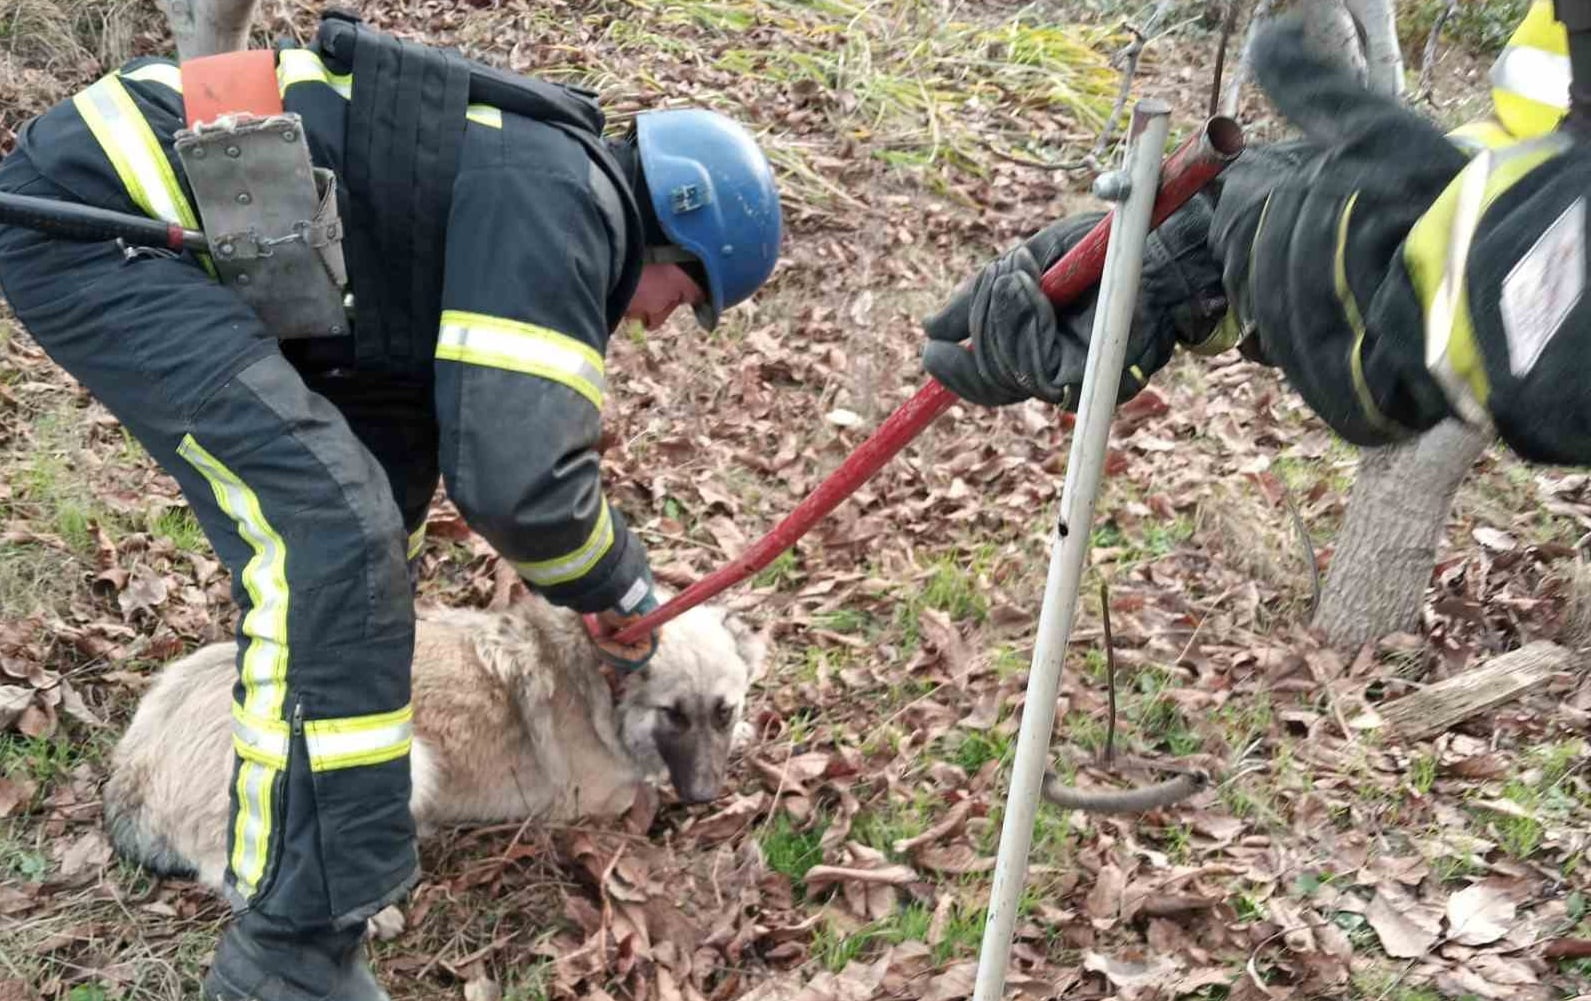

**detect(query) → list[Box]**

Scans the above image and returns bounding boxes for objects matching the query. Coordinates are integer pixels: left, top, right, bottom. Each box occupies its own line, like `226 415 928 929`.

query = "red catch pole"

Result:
613 116 1246 646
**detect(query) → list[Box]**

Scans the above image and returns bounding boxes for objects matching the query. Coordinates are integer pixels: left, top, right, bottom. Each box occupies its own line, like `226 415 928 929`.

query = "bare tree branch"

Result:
1219 0 1277 118
1417 0 1461 100
1210 0 1243 118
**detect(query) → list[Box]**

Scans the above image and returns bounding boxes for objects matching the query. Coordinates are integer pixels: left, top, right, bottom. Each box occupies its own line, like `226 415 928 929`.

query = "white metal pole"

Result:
970 98 1172 1001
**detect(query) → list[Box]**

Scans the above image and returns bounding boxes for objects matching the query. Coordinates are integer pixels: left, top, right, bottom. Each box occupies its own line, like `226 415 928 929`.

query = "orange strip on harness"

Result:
180 49 284 128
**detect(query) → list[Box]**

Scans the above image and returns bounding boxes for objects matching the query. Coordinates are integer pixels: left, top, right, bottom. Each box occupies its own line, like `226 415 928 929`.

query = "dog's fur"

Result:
103 593 767 892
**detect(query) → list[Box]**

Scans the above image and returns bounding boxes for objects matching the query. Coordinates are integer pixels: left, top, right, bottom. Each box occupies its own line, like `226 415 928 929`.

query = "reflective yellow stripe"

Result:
232 703 290 769
277 49 352 98
1491 0 1568 140
407 524 426 560
1447 120 1520 155
72 74 199 230
1334 192 1398 435
304 706 413 771
466 104 503 129
120 63 184 93
512 500 615 587
1405 135 1571 423
177 433 290 899
436 309 606 408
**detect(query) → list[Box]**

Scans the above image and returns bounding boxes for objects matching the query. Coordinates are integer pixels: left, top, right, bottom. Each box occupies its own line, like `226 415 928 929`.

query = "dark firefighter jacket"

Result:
1205 11 1591 467
8 45 654 613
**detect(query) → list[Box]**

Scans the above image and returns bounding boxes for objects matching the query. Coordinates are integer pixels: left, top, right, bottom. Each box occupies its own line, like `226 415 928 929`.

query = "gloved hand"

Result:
583 583 660 673
921 192 1229 410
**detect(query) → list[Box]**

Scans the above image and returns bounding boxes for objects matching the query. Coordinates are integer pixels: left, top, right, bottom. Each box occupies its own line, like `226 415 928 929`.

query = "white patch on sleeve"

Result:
618 576 651 613
1501 195 1585 379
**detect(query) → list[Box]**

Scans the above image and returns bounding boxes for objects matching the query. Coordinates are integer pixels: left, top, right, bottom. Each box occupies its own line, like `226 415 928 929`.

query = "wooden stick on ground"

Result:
1376 640 1577 741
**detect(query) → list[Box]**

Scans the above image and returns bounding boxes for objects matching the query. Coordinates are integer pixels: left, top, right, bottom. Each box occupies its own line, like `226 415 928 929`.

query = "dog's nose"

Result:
679 783 720 805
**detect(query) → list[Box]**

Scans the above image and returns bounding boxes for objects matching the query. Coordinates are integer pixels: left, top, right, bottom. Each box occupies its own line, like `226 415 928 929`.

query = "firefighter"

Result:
923 1 1591 469
0 12 781 1001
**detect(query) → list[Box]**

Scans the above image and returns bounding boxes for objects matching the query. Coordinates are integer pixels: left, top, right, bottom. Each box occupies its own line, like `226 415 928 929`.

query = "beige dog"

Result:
103 593 767 893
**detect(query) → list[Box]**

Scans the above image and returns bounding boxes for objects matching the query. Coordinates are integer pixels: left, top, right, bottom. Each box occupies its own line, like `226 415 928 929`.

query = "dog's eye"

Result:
713 701 734 730
664 704 690 729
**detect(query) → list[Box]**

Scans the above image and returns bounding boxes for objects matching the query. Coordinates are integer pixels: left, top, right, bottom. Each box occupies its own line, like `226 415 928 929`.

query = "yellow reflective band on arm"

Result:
512 500 615 588
466 104 503 129
1447 120 1520 155
177 433 291 900
436 310 607 408
232 703 290 770
1334 192 1398 436
407 524 426 560
73 75 200 230
1405 136 1570 425
1490 0 1568 139
304 706 413 772
120 63 184 93
277 49 352 98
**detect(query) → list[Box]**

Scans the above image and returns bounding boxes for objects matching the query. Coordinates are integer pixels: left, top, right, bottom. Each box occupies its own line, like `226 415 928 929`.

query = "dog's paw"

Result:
366 905 406 942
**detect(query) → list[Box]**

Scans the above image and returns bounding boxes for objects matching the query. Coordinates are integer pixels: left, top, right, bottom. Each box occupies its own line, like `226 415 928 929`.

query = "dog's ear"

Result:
723 612 770 685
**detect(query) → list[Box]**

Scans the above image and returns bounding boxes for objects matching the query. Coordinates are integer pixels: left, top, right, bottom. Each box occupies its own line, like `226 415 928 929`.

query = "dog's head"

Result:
616 601 767 804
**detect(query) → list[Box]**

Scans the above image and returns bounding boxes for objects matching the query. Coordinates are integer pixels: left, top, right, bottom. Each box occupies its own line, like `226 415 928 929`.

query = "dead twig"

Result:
1100 579 1118 767
804 864 919 886
1416 0 1461 100
892 797 974 855
1209 0 1241 118
1091 0 1178 162
1275 476 1321 618
1220 0 1277 117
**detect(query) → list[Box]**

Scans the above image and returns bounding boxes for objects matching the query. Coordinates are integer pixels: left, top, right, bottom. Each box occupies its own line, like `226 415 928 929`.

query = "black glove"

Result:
922 193 1228 410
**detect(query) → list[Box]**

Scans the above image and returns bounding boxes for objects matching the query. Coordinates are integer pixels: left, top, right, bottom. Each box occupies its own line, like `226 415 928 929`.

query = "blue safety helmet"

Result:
635 108 782 331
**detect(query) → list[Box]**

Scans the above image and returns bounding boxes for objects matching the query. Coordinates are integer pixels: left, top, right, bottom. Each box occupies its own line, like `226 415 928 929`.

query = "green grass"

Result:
760 812 826 886
0 730 104 788
0 537 82 618
921 558 989 623
10 406 130 555
947 730 1012 774
851 792 935 859
809 898 987 972
1397 0 1529 57
0 822 49 883
1409 752 1438 796
812 607 875 635
753 549 800 588
148 505 209 552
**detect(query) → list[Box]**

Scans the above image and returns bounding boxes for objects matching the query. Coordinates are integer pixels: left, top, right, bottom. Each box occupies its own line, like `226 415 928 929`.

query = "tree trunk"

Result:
1292 0 1489 651
1312 421 1490 649
1302 0 1367 85
162 0 260 60
1345 0 1405 96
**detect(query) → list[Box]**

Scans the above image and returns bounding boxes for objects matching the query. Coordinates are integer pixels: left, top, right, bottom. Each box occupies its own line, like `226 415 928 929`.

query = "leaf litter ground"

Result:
1 2 1590 1000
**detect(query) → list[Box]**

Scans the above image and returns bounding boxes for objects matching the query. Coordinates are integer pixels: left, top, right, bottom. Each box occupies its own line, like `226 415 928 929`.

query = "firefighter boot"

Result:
201 910 389 1001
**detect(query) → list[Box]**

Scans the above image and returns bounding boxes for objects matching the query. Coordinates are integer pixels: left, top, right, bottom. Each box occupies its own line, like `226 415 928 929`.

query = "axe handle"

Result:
0 190 205 253
610 116 1245 646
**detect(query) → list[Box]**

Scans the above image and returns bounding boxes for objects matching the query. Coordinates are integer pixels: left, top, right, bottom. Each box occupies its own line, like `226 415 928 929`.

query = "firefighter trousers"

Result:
0 151 420 932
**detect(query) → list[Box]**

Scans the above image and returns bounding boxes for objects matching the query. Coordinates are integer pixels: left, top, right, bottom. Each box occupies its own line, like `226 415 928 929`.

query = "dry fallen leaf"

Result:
0 776 35 819
1446 881 1517 947
1366 886 1441 958
55 829 111 878
0 686 31 730
1082 951 1181 989
920 961 976 1001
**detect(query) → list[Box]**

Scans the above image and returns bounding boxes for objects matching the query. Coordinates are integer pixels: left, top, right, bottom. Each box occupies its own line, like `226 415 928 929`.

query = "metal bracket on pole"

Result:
970 97 1172 1001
